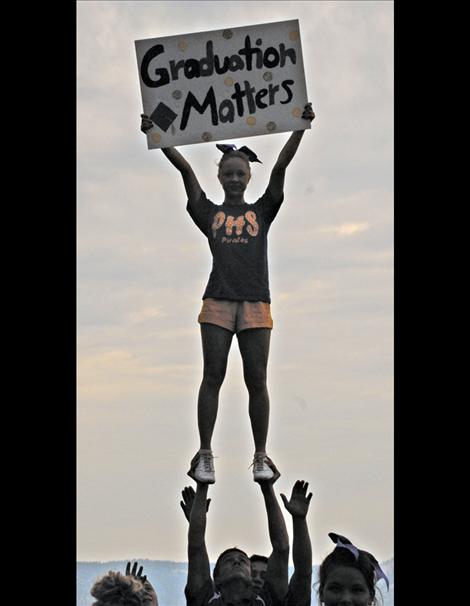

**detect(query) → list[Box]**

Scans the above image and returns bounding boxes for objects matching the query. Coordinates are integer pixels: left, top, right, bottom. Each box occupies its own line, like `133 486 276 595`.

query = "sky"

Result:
77 0 393 566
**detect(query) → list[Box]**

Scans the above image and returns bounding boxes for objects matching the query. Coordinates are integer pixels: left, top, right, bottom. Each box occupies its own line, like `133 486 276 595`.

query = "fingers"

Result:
302 103 315 121
190 452 200 467
126 560 148 580
280 493 288 509
182 486 195 504
187 454 199 481
187 486 196 497
291 480 312 502
140 114 154 133
206 498 211 512
307 492 313 503
265 456 280 476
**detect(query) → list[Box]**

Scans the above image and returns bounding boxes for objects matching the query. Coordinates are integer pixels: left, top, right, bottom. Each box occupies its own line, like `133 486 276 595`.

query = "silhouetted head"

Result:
90 570 158 606
318 533 388 606
249 554 268 590
213 547 252 588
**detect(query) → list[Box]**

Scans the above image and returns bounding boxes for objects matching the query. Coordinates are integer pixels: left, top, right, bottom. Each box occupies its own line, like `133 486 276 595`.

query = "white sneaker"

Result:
192 449 215 484
252 452 274 481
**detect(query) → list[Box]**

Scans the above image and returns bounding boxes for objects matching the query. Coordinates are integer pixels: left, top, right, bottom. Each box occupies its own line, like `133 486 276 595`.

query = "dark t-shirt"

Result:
186 188 284 303
185 579 279 606
284 584 311 606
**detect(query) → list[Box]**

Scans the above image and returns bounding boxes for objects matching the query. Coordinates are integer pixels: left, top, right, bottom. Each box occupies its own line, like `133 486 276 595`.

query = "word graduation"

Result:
140 35 298 130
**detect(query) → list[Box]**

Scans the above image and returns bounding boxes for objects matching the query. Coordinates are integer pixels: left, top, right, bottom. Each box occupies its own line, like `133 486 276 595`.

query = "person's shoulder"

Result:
194 189 209 201
185 578 219 604
187 189 215 207
254 187 284 206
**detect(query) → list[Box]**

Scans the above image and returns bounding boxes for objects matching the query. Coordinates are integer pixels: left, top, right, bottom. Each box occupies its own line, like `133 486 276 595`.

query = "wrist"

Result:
260 484 276 499
292 514 307 522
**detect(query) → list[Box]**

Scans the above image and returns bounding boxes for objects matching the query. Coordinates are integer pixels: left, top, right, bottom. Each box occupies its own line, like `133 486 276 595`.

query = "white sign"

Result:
135 20 309 149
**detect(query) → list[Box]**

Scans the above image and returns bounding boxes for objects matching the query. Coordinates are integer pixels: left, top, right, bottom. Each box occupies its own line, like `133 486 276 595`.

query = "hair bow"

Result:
215 143 262 163
328 532 389 591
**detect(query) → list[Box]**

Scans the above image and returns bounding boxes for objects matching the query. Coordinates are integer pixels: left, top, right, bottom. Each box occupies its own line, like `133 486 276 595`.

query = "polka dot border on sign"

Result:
222 29 233 39
151 133 161 144
266 121 277 132
291 107 302 118
224 77 234 87
201 132 213 142
289 31 300 41
246 116 256 126
178 41 188 51
172 90 182 100
263 72 273 82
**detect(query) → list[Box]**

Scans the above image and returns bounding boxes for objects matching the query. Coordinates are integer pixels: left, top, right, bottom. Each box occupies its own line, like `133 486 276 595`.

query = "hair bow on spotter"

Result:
328 532 360 560
328 532 390 591
215 143 262 163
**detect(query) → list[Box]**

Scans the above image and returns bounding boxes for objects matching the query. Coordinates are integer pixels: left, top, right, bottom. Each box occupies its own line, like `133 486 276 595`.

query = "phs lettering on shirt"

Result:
186 188 284 303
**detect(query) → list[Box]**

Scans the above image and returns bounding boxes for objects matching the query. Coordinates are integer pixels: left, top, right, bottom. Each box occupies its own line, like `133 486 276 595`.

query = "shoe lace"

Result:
200 451 214 471
250 453 267 471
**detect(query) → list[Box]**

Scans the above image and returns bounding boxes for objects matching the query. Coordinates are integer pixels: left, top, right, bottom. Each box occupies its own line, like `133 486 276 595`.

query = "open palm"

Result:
280 480 312 518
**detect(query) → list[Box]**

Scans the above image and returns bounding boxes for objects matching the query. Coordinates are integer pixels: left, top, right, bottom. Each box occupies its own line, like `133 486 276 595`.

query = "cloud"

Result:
320 222 370 236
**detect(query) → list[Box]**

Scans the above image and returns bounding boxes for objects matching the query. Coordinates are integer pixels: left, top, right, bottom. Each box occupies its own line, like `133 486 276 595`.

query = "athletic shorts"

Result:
198 298 273 333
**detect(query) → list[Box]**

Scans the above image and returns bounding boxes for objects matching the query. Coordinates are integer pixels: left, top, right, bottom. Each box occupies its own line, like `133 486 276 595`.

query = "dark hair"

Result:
213 547 250 581
217 151 251 172
250 554 268 566
90 571 153 606
318 547 378 605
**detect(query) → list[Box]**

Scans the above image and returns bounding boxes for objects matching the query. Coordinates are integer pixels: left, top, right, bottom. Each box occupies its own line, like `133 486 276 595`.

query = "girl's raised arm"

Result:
267 103 315 202
141 114 203 202
160 147 203 202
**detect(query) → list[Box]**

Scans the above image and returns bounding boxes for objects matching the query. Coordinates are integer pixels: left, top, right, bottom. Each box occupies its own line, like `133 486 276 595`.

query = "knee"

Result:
244 368 267 392
203 364 226 390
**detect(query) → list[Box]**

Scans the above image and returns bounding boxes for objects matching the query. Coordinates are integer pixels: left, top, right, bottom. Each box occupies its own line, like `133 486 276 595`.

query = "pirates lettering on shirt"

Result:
211 210 259 241
221 236 248 244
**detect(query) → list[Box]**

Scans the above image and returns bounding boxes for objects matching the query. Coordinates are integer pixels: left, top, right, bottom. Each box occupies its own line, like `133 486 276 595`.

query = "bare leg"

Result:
198 323 234 451
237 328 271 453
